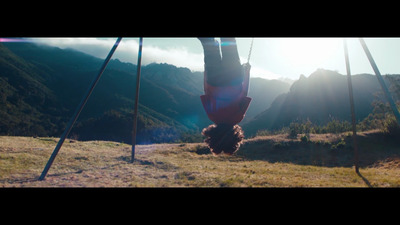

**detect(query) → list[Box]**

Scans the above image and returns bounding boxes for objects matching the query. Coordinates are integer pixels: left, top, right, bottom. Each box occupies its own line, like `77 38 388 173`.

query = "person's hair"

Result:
201 124 245 155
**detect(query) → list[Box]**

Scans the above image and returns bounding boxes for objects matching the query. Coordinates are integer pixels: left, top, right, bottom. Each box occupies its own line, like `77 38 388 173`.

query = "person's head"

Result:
201 123 244 155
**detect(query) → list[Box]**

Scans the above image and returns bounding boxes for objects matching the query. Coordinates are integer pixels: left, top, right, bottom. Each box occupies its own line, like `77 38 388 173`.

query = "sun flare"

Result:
279 38 342 67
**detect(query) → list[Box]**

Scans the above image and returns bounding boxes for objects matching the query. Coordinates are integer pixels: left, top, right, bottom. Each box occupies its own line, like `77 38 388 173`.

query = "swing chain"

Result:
247 38 254 64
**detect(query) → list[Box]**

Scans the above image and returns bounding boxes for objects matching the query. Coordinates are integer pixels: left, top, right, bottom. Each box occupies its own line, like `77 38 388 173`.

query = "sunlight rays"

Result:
279 38 342 68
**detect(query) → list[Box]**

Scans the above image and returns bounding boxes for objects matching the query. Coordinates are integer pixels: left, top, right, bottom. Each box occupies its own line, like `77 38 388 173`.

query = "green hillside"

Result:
0 42 289 144
0 43 205 143
243 69 400 136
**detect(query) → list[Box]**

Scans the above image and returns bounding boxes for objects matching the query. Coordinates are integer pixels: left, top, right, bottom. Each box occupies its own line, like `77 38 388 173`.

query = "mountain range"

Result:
1 42 398 143
0 42 289 143
243 69 400 136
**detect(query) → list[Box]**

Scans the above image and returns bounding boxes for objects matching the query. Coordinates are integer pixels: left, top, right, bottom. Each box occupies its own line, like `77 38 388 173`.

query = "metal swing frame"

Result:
344 38 400 174
38 37 400 181
39 37 143 180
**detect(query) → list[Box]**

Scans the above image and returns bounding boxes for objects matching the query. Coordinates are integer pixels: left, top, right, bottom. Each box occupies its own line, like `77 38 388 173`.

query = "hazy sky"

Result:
25 37 400 81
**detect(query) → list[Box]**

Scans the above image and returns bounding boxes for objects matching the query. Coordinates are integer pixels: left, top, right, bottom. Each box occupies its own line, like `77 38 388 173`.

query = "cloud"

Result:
30 38 284 80
250 66 282 80
32 38 116 57
31 38 204 72
142 45 204 71
118 39 205 72
238 56 282 80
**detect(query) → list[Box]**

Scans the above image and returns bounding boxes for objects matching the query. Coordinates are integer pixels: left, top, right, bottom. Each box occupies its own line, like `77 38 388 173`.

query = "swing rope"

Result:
246 38 254 64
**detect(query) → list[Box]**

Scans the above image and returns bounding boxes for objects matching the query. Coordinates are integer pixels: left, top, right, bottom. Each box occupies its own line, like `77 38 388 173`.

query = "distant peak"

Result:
309 68 343 78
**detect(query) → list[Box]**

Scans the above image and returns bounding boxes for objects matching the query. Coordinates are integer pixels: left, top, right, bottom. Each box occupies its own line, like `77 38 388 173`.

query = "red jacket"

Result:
200 64 252 125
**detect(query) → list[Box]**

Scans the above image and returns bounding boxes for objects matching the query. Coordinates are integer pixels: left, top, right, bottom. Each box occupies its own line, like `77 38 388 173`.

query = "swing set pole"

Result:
359 38 400 126
39 37 123 181
131 37 143 163
343 39 359 173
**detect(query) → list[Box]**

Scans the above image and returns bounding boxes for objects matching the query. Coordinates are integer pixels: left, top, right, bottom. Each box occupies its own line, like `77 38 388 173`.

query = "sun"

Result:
279 38 342 68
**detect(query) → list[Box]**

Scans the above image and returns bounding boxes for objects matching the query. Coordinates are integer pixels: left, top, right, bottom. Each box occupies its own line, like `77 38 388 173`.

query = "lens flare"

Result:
0 38 33 43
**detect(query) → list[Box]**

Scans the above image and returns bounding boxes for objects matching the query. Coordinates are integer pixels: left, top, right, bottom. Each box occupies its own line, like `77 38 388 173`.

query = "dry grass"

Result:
1 130 399 187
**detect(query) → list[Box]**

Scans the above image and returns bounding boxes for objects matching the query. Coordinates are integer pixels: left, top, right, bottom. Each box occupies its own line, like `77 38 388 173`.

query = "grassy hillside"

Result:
1 130 399 187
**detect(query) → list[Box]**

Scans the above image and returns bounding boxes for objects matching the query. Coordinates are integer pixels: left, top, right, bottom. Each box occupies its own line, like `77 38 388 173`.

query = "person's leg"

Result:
220 38 241 68
199 38 221 67
220 38 243 85
198 38 225 86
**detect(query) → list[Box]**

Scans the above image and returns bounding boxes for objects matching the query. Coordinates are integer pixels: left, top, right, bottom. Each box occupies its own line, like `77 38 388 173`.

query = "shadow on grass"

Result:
356 170 373 188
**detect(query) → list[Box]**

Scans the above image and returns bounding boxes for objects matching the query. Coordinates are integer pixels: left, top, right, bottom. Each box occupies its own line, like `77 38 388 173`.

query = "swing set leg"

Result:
345 38 400 182
38 38 123 181
343 39 359 173
359 38 400 126
131 37 143 163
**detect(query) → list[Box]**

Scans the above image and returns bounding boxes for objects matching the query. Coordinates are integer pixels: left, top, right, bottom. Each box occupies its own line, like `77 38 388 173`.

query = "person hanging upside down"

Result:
198 37 252 155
